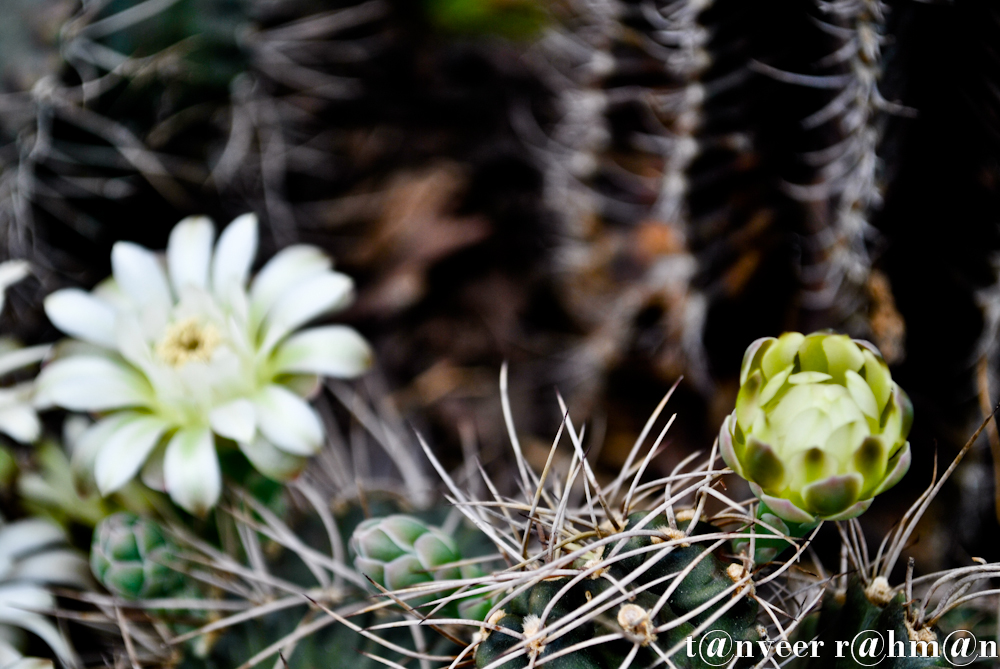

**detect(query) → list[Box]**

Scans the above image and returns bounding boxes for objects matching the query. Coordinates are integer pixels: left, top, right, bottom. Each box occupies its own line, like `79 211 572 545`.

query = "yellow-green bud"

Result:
721 332 912 524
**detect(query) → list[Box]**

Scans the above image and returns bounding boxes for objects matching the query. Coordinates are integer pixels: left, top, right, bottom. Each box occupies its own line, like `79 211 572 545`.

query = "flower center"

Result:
155 317 222 367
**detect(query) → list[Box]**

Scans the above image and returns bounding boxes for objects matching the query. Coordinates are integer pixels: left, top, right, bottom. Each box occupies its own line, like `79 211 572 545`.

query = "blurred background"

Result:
1 0 998 573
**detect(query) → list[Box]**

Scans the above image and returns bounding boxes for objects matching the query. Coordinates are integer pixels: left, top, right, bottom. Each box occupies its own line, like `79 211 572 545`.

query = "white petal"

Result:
209 398 256 443
261 272 354 351
249 245 331 322
273 326 372 378
94 415 170 495
114 312 154 370
72 414 134 491
35 357 150 411
9 549 91 588
63 414 91 451
845 369 879 418
0 344 50 378
253 384 324 456
0 260 29 315
211 213 258 298
0 405 40 444
167 216 215 294
0 584 77 667
111 241 172 311
92 276 134 312
7 658 56 669
0 520 65 562
239 435 306 481
164 427 220 515
0 260 29 293
43 289 117 348
141 444 167 492
0 639 25 666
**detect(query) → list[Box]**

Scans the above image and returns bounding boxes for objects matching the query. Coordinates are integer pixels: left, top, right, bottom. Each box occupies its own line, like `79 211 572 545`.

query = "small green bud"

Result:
350 514 489 619
90 513 183 599
351 515 460 590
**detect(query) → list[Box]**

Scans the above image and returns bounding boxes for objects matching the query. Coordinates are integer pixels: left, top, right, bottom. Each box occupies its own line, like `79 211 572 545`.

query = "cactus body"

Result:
473 512 762 669
792 577 948 669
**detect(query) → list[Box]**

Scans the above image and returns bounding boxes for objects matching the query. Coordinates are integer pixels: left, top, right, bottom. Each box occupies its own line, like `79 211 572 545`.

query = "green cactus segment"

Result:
609 513 759 638
474 513 763 669
474 579 605 669
723 332 913 524
90 512 184 600
350 514 488 618
792 577 948 669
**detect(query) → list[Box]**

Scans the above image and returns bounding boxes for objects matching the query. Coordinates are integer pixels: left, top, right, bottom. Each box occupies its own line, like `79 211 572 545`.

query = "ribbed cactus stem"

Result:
736 500 819 566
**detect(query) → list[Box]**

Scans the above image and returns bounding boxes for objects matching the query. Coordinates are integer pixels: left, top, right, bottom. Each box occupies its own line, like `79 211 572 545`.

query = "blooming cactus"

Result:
36 215 373 515
720 332 912 524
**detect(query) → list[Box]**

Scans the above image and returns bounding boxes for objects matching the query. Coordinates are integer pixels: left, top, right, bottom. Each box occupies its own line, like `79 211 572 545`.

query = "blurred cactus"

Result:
426 0 547 39
352 514 462 587
90 512 184 600
73 382 446 669
351 513 490 617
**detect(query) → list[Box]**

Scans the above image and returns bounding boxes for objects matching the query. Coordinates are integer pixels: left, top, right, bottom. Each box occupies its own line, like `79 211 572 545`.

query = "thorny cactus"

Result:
789 413 1000 669
2 2 1000 667
349 371 1000 669
337 372 765 669
58 367 1000 669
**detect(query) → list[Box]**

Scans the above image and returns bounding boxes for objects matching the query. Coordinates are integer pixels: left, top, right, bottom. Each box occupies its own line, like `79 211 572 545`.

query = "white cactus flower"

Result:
36 214 373 515
0 261 49 444
0 518 90 668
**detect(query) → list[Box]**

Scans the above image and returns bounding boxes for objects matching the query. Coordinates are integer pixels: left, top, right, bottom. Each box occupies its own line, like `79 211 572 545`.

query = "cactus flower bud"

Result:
721 332 912 524
90 513 184 599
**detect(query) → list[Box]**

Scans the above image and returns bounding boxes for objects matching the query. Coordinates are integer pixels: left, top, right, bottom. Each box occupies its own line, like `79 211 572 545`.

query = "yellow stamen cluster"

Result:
155 317 222 367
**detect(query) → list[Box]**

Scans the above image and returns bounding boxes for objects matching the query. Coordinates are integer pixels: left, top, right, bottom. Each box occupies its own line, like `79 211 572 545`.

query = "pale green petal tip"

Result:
758 491 815 524
802 473 863 517
744 437 784 493
740 337 774 386
719 415 743 476
735 370 764 431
